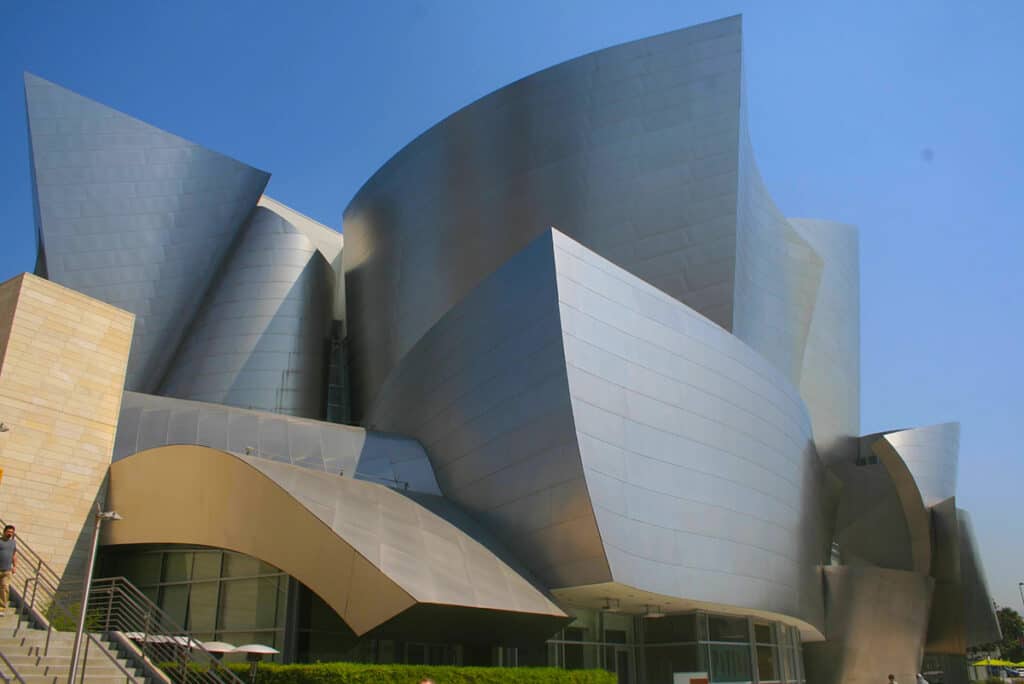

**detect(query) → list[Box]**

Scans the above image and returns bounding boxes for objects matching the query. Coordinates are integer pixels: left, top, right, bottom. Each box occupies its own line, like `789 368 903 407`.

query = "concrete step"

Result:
3 654 133 669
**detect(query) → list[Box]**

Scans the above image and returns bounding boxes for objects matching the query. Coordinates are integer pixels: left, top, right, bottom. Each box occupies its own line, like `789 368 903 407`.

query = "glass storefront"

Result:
100 545 809 681
100 545 290 661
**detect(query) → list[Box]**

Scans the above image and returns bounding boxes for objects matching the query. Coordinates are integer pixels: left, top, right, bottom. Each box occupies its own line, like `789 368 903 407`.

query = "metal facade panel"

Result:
551 230 828 629
114 392 440 494
957 509 1001 647
159 205 334 418
343 16 745 416
788 218 860 467
803 566 934 684
367 231 608 588
24 74 270 393
882 423 960 507
733 120 823 388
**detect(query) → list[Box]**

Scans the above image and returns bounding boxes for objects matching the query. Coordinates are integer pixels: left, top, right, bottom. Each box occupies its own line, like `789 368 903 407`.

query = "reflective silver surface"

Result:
159 202 337 417
804 566 934 684
369 228 828 630
25 73 270 393
882 423 960 507
343 16 748 415
788 218 860 466
106 445 565 635
114 391 441 494
956 508 1001 647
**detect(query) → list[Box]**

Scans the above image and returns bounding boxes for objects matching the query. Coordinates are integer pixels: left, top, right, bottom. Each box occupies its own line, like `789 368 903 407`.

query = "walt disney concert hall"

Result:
1 14 999 684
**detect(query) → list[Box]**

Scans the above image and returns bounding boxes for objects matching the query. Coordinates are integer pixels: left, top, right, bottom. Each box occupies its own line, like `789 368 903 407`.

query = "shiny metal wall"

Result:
114 391 441 494
343 16 746 415
803 566 934 684
159 204 335 418
957 509 1001 647
732 116 823 387
367 231 607 588
552 230 827 629
370 228 829 631
882 423 960 507
106 445 566 636
789 218 860 466
25 73 270 393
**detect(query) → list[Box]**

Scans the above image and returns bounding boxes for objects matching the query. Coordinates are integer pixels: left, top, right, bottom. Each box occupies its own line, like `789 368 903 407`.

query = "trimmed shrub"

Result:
218 662 617 684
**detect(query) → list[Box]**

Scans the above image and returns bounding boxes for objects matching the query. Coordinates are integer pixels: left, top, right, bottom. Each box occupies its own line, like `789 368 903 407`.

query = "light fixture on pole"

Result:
1018 582 1023 612
67 506 121 684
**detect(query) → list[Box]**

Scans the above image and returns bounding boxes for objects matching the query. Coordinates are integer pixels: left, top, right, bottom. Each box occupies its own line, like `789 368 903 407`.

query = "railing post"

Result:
79 636 89 684
29 560 40 611
104 583 114 633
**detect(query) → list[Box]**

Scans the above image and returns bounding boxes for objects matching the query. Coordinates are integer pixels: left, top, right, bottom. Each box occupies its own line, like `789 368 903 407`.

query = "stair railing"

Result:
0 521 243 683
0 649 26 684
88 577 247 684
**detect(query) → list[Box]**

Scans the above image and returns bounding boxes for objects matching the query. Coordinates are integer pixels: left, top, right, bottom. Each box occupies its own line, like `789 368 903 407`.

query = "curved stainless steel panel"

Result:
114 391 442 494
828 437 930 573
553 230 827 629
804 566 934 684
957 508 1001 647
343 16 746 415
732 119 823 386
788 219 860 466
24 73 270 393
106 445 565 636
370 228 828 630
368 230 608 588
159 204 334 418
882 423 959 507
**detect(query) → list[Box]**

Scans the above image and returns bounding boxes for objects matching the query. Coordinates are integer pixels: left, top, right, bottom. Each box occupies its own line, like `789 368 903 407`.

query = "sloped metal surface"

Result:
114 391 441 494
158 203 335 417
25 73 270 392
343 16 746 416
105 445 566 636
882 423 960 507
370 228 828 631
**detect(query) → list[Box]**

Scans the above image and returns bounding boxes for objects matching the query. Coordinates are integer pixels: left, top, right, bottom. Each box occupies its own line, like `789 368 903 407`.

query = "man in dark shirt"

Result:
0 525 17 617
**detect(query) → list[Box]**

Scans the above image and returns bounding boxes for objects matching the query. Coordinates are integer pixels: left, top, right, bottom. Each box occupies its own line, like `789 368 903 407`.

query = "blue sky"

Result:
1 1 1022 611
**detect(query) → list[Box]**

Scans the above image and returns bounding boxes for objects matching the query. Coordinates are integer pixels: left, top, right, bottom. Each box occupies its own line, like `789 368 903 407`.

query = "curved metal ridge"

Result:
105 445 566 636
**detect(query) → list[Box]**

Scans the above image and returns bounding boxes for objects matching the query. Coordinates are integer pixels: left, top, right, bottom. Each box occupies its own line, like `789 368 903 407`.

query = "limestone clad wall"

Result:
0 273 133 580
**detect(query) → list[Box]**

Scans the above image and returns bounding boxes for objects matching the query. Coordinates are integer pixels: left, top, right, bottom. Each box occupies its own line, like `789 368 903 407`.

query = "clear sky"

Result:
1 1 1021 611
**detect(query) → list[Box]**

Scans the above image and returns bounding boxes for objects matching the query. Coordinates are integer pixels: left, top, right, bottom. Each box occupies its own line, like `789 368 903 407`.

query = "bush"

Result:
215 662 617 684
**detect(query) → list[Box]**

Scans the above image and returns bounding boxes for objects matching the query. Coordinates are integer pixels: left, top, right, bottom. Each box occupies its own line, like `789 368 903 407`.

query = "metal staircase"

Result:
0 523 244 684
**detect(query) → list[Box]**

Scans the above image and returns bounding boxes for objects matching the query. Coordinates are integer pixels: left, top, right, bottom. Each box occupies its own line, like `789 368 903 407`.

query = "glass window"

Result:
159 583 189 626
754 623 775 644
708 643 753 683
645 613 699 644
219 578 260 630
113 551 163 586
644 644 703 684
187 581 218 633
162 551 193 583
756 645 780 682
708 616 749 643
191 551 222 581
222 553 262 578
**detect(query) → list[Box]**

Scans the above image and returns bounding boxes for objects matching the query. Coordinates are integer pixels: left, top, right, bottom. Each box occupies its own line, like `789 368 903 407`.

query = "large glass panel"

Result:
222 552 262 578
162 551 193 583
218 578 260 630
191 551 222 581
754 623 775 644
645 614 699 644
113 551 163 586
187 581 219 633
644 644 703 684
159 584 189 626
779 648 794 684
708 644 753 683
564 627 586 669
708 616 749 643
756 645 780 683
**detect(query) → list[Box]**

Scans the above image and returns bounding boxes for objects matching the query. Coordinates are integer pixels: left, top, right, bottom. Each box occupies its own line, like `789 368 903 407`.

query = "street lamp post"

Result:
67 507 121 684
1018 582 1024 613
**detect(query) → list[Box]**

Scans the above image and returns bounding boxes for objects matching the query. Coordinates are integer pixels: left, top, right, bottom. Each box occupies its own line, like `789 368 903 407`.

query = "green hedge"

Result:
218 662 617 684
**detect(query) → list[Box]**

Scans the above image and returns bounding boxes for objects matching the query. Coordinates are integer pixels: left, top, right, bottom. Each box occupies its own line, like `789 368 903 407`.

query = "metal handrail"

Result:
0 522 141 684
0 649 27 684
89 577 247 684
0 520 243 683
